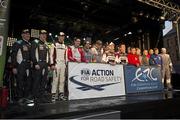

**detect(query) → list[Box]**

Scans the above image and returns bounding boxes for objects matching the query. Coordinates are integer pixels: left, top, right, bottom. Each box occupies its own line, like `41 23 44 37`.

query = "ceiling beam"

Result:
137 0 180 21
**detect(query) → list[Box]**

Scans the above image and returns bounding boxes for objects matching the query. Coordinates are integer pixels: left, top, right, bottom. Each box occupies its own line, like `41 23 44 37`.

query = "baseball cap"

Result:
40 30 47 34
109 42 114 46
84 41 90 44
59 32 65 36
22 29 30 34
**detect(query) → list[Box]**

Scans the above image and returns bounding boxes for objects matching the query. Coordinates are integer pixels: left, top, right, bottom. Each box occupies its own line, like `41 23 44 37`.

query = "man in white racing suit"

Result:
50 32 67 101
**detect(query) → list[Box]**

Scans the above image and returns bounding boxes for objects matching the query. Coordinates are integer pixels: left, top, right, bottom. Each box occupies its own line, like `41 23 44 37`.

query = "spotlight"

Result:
160 16 165 20
128 32 132 35
137 29 142 33
145 14 149 18
67 35 69 38
106 0 110 4
160 11 168 20
49 33 52 36
151 16 155 20
55 35 58 38
139 11 144 16
132 17 138 23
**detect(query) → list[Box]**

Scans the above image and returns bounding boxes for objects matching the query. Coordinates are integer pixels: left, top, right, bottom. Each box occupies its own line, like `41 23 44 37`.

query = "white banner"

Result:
68 62 126 100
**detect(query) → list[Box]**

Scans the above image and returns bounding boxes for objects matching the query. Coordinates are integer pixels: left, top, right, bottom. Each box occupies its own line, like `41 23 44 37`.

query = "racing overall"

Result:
50 42 67 100
11 39 31 100
31 39 50 100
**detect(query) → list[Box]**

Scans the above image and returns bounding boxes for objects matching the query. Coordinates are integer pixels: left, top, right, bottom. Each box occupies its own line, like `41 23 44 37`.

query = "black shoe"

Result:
167 88 173 91
167 83 173 91
40 97 51 103
26 99 35 106
60 96 67 101
51 94 58 103
18 98 26 105
25 98 34 104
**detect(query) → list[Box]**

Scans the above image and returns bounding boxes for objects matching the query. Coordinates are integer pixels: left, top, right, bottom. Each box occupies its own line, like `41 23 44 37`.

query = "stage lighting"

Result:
151 16 155 20
139 11 144 16
106 0 110 4
132 17 138 23
145 14 149 18
160 11 167 20
137 29 142 33
160 16 165 20
128 32 132 35
49 33 52 36
55 35 58 38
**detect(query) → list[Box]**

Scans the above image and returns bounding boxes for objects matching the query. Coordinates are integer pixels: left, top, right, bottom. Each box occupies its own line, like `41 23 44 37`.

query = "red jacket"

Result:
67 46 86 62
127 53 140 66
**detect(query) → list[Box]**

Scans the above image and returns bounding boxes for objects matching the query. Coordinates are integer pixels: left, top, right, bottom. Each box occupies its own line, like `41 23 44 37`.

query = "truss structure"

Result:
137 0 180 21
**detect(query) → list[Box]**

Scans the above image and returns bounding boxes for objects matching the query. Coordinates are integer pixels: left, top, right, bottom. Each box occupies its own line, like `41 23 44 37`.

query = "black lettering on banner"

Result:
92 69 114 76
81 76 89 81
92 70 96 76
81 69 90 76
97 70 100 76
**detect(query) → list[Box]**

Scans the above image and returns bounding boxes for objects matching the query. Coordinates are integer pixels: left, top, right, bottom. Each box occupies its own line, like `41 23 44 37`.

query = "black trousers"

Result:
16 62 32 99
32 62 48 99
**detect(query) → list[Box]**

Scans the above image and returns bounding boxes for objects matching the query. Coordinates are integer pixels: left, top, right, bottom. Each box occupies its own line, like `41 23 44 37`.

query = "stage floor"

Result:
1 90 180 119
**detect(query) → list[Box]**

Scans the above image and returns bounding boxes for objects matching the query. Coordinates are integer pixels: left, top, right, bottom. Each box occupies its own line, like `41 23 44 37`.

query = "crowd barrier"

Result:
68 62 163 100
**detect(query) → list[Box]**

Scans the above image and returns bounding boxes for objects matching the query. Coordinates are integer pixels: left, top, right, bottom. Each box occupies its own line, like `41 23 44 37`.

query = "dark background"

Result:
8 0 180 46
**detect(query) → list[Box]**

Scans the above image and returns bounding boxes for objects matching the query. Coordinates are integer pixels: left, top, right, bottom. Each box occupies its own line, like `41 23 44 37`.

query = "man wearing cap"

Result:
31 30 50 102
50 32 67 101
102 42 118 64
11 29 32 103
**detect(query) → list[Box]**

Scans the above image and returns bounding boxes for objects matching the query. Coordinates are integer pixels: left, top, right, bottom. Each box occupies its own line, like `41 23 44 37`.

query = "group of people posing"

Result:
11 29 173 104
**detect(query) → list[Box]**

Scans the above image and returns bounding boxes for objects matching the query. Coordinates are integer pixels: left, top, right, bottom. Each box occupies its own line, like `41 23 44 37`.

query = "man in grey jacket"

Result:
160 48 173 90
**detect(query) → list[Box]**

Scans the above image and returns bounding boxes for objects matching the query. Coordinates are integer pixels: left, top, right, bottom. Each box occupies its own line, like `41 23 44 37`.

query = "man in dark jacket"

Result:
11 29 32 103
31 30 50 103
